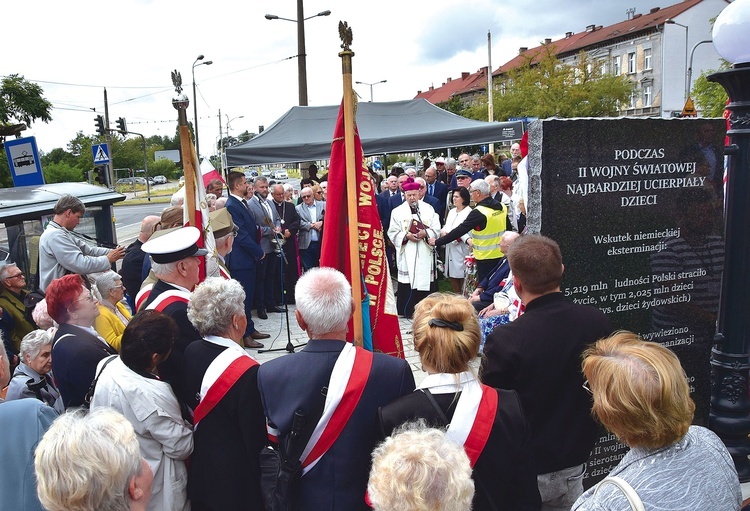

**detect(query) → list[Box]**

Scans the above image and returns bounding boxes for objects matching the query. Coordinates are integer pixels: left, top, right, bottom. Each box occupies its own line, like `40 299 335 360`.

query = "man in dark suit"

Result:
480 235 612 510
119 215 160 310
415 177 441 218
270 184 300 304
140 226 209 402
247 177 283 319
379 175 399 201
258 267 415 511
424 166 448 219
225 171 270 346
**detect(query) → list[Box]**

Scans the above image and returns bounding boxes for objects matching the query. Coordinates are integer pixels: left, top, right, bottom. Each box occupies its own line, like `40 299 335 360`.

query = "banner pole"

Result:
339 23 363 347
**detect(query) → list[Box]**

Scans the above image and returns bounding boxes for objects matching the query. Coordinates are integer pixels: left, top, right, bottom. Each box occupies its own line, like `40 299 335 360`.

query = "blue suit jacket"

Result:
422 194 440 215
427 181 448 218
387 191 405 211
375 193 391 233
257 340 416 511
477 257 511 303
226 195 264 269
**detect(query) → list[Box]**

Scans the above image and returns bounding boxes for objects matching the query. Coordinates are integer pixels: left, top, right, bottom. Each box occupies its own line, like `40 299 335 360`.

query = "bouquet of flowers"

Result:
462 254 477 298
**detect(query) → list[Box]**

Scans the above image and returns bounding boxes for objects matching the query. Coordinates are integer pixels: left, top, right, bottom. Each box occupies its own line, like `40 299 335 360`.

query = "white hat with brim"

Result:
142 226 209 264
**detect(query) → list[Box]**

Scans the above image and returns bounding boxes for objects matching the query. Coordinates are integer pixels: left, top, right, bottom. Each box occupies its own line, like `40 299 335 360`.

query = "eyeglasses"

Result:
113 285 124 289
582 380 592 395
78 292 95 303
7 273 24 279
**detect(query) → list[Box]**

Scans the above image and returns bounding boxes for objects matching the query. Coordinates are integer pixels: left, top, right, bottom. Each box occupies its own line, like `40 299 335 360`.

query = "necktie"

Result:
429 184 434 196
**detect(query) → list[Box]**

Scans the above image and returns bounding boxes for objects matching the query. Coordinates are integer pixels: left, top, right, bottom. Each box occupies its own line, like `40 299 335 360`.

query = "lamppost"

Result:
687 40 713 98
355 80 387 102
265 2 331 106
707 0 750 481
665 19 689 103
192 54 213 159
226 114 244 136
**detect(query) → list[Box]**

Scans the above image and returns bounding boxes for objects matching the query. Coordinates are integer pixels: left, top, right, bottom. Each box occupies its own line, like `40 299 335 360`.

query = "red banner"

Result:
320 103 404 358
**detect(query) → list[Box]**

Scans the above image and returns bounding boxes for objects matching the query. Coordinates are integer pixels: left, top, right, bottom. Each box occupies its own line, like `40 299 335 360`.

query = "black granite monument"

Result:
527 117 726 485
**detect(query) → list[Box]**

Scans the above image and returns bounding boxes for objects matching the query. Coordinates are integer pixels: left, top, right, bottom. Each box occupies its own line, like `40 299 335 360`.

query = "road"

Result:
114 202 167 246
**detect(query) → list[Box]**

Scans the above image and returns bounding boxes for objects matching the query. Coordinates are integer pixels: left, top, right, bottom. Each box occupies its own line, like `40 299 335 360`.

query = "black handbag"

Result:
260 387 327 511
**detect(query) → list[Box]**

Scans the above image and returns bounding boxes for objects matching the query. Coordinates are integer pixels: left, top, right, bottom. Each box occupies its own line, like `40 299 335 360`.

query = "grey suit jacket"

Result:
295 201 326 250
247 194 280 254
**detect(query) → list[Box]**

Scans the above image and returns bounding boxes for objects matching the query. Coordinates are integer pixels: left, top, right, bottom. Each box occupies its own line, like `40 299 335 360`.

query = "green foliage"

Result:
0 154 11 187
437 96 468 117
0 75 52 126
692 60 730 118
43 161 85 184
468 47 633 121
41 147 77 168
149 158 180 180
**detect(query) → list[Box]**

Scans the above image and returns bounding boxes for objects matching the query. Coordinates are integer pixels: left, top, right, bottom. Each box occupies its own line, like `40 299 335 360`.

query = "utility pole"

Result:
487 30 495 155
103 88 115 188
218 108 224 177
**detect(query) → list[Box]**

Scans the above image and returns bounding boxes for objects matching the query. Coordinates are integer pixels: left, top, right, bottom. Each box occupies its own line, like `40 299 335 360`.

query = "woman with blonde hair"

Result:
572 331 741 510
378 292 540 510
368 423 474 511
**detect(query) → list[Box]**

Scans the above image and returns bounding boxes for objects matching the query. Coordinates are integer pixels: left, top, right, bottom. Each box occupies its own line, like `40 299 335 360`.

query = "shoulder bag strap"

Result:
421 388 501 511
593 476 645 511
83 355 117 407
421 388 451 424
284 386 328 464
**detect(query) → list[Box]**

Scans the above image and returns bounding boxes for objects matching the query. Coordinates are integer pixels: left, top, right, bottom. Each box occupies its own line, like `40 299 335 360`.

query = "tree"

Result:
43 161 85 184
0 74 52 128
149 158 180 180
467 47 633 121
0 75 53 185
437 96 469 117
692 60 730 118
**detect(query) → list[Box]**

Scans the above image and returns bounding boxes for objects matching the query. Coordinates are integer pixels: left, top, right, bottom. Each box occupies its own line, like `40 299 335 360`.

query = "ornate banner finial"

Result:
171 70 183 94
171 70 189 113
339 21 353 51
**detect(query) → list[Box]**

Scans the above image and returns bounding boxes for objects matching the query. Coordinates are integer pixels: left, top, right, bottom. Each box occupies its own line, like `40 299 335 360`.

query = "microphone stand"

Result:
259 202 305 354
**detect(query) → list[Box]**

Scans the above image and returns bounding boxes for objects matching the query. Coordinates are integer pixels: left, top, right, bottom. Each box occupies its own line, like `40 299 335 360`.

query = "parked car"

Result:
244 170 259 180
153 175 167 184
115 177 146 185
261 167 272 177
272 169 288 180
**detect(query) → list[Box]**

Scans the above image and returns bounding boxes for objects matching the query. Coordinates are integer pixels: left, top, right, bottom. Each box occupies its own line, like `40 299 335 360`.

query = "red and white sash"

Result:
135 283 154 312
146 289 192 312
218 265 230 280
418 372 498 467
284 343 373 475
194 344 259 426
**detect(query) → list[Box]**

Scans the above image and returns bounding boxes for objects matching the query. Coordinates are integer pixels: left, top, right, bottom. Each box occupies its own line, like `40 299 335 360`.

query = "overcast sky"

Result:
3 0 715 154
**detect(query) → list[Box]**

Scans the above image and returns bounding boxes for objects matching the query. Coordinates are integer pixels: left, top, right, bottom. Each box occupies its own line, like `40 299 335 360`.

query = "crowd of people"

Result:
0 145 742 511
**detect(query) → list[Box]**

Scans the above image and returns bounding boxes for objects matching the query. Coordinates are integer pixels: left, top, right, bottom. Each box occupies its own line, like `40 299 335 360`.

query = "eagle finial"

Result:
171 70 183 94
339 21 353 51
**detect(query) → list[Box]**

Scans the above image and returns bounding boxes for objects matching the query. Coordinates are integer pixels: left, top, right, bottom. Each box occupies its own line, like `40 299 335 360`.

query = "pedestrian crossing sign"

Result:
92 143 110 164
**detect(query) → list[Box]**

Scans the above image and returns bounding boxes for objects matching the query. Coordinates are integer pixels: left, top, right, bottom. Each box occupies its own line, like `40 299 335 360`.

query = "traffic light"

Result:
94 115 106 136
116 117 127 135
93 166 107 185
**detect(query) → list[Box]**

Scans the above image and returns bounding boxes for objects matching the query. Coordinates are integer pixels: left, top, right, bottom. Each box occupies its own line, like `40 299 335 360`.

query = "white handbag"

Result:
592 476 645 511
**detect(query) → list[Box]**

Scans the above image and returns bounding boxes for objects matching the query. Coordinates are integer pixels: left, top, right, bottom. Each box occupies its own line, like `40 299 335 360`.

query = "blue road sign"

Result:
92 143 110 165
372 160 383 170
4 136 45 186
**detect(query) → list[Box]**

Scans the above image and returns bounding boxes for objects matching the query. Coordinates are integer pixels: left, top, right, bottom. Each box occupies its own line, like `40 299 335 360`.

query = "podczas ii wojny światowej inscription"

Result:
527 117 725 485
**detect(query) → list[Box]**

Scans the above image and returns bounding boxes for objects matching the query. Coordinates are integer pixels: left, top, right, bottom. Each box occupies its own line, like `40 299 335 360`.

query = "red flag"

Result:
320 103 404 358
181 149 215 282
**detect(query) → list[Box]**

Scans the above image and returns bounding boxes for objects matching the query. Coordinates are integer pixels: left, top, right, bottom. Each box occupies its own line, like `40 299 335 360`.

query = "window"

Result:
628 52 636 74
629 90 637 108
613 55 621 75
644 48 652 70
500 82 507 95
644 85 653 107
600 59 608 75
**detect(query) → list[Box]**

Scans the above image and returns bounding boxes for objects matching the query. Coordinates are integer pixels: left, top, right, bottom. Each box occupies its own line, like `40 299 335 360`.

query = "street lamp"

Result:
226 114 244 135
687 40 713 99
665 19 689 102
355 80 387 102
265 2 331 106
192 54 213 159
707 0 750 481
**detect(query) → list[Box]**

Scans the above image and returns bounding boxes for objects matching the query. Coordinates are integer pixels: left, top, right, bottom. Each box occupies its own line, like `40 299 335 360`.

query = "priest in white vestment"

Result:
387 177 441 318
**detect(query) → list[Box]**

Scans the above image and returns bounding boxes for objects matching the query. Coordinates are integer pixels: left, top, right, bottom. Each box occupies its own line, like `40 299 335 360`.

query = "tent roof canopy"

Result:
226 99 523 165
